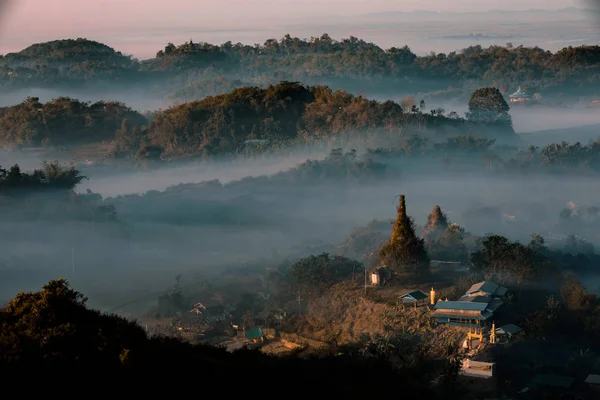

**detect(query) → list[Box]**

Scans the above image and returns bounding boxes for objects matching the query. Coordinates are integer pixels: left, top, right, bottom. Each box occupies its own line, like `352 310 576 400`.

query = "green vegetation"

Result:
0 161 118 223
146 82 463 157
0 279 438 396
466 87 512 128
2 36 600 101
0 96 147 147
290 253 363 289
470 235 553 284
0 161 85 194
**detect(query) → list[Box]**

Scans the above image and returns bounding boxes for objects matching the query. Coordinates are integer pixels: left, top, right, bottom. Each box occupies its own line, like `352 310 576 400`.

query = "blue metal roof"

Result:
466 281 499 295
399 291 428 301
245 327 265 340
434 301 488 311
496 324 523 335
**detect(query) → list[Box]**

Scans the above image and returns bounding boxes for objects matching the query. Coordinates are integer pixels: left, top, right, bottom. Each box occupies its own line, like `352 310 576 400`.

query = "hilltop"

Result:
1 82 516 158
1 35 600 102
2 38 135 67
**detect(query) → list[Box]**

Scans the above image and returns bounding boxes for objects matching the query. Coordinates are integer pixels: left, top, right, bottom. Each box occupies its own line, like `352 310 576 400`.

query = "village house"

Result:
245 327 266 343
398 290 428 307
462 281 508 299
431 281 508 327
432 300 494 327
585 374 600 393
495 324 523 341
189 301 236 324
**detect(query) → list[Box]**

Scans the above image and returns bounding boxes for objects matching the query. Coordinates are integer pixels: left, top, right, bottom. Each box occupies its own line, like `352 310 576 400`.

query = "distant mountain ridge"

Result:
356 7 593 19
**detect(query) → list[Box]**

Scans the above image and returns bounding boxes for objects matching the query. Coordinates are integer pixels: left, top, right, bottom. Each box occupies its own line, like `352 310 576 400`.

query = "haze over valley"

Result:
3 1 600 397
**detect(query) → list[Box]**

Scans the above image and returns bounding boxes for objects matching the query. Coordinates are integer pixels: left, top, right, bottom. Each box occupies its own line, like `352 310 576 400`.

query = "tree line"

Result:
1 36 599 100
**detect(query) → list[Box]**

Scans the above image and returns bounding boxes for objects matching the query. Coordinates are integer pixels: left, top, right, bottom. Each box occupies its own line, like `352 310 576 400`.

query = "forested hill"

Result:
0 96 147 147
0 82 516 155
1 36 600 99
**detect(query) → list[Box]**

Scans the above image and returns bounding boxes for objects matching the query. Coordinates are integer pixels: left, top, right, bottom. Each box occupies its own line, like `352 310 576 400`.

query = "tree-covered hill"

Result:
0 82 513 156
146 82 485 157
0 38 138 84
2 38 135 67
0 96 147 147
0 278 439 397
2 35 600 100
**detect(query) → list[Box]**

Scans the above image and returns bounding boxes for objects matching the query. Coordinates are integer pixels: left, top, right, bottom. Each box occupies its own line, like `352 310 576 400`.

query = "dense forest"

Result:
1 36 600 102
0 82 509 155
0 96 147 147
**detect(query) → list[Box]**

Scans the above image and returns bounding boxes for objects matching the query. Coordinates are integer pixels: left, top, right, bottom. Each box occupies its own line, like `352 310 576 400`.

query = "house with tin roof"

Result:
398 290 428 306
464 281 508 298
585 374 600 393
432 300 494 327
245 327 266 343
431 280 508 327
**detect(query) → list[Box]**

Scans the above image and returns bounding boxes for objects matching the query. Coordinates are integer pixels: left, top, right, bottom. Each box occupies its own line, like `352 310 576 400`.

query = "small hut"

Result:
398 291 428 308
370 266 392 286
245 327 266 343
495 324 523 340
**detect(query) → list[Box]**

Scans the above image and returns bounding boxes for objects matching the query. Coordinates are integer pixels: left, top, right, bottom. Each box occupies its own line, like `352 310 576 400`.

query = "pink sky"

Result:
0 0 576 33
0 0 583 57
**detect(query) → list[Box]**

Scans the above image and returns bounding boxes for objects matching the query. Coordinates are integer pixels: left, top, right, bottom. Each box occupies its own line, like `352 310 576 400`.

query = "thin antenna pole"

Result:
72 248 75 278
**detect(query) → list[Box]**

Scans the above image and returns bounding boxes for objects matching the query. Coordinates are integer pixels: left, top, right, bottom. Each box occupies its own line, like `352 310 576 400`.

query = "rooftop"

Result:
485 300 504 313
530 374 574 388
434 301 489 312
509 86 532 98
585 374 600 385
433 309 493 321
466 281 507 297
399 290 428 301
496 324 523 335
458 294 491 303
245 327 265 341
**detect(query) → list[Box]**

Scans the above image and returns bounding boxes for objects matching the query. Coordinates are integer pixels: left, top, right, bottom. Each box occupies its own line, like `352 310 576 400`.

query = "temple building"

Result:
432 300 494 327
509 86 532 103
431 280 508 327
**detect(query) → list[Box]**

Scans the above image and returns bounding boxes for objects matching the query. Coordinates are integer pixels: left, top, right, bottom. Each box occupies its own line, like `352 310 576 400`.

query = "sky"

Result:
0 0 588 58
0 0 579 33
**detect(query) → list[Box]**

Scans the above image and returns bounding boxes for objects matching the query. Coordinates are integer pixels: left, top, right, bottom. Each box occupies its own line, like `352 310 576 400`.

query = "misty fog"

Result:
4 136 598 312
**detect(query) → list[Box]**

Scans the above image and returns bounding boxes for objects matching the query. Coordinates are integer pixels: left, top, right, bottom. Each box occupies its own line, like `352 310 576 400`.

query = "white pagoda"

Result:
509 86 532 103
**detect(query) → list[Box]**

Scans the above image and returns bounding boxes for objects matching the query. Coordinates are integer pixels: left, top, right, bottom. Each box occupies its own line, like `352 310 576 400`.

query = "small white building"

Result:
509 86 532 103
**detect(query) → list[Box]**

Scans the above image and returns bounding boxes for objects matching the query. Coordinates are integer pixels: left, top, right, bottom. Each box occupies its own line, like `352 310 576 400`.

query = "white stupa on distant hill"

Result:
509 86 532 103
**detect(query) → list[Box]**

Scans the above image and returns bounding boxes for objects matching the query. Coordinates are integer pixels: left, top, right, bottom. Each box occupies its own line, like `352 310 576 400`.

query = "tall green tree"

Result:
466 87 512 128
